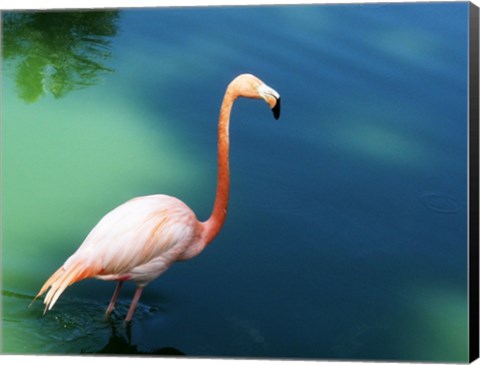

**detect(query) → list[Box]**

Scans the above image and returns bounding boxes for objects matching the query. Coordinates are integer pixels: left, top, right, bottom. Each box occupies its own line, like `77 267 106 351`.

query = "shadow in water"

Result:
2 10 120 103
93 320 186 356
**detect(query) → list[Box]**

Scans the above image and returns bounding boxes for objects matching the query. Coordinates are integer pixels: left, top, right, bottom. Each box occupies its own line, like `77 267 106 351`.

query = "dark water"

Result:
1 3 470 362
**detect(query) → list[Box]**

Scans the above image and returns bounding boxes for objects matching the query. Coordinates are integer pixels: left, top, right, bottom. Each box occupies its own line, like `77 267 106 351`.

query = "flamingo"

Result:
32 74 281 322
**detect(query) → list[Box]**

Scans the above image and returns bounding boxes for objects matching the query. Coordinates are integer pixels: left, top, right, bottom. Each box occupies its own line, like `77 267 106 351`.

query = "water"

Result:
1 3 470 362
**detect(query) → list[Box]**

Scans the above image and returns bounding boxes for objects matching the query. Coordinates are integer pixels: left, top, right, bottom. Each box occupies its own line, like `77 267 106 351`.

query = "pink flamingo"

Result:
33 74 281 322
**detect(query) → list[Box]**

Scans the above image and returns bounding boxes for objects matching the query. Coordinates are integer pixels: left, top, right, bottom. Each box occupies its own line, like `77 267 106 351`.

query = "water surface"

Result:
1 3 470 362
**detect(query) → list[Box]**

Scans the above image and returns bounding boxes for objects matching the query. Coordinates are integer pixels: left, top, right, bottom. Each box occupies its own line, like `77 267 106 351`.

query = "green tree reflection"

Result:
2 11 120 103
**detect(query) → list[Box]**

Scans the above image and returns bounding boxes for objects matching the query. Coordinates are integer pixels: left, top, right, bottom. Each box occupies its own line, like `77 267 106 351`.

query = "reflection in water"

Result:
2 11 119 103
93 321 186 356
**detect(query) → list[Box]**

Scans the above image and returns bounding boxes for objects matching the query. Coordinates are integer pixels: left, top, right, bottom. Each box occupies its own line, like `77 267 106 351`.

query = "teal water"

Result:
1 3 470 361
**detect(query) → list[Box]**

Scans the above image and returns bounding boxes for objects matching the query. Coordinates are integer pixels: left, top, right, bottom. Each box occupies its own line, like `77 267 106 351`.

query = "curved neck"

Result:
203 89 235 244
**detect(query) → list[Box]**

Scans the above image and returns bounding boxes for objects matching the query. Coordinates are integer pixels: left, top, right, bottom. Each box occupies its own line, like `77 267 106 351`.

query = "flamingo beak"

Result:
272 97 281 120
258 84 281 120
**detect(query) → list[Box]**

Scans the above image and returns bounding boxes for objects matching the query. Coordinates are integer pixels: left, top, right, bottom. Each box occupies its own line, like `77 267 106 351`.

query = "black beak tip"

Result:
272 97 281 120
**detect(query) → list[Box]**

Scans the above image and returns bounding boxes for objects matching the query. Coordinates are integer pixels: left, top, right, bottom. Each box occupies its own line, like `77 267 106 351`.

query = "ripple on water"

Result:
420 191 459 214
2 289 166 354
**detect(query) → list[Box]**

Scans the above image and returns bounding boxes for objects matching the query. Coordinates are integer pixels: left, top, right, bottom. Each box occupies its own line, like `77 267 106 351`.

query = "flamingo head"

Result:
229 74 281 120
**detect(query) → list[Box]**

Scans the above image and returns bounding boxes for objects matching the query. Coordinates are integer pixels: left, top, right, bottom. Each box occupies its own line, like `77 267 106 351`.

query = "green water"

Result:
1 4 471 361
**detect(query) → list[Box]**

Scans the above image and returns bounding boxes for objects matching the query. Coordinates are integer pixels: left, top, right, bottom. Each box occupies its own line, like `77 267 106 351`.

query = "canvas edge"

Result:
469 1 480 363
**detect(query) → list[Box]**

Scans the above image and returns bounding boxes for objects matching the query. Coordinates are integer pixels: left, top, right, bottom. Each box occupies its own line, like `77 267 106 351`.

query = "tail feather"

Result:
31 266 65 305
31 259 99 313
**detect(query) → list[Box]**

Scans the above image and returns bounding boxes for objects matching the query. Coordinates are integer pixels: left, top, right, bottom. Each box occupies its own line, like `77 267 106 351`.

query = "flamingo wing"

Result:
75 194 201 280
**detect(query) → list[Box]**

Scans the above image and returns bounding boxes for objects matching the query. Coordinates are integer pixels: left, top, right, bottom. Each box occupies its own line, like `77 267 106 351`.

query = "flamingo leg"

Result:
105 281 123 316
125 287 143 322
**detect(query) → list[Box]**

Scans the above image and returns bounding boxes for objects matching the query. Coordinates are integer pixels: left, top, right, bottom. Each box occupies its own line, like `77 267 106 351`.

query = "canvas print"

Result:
1 2 478 362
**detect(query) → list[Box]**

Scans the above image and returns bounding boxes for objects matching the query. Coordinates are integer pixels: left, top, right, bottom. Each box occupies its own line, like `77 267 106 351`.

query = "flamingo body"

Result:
75 195 205 284
34 74 281 321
